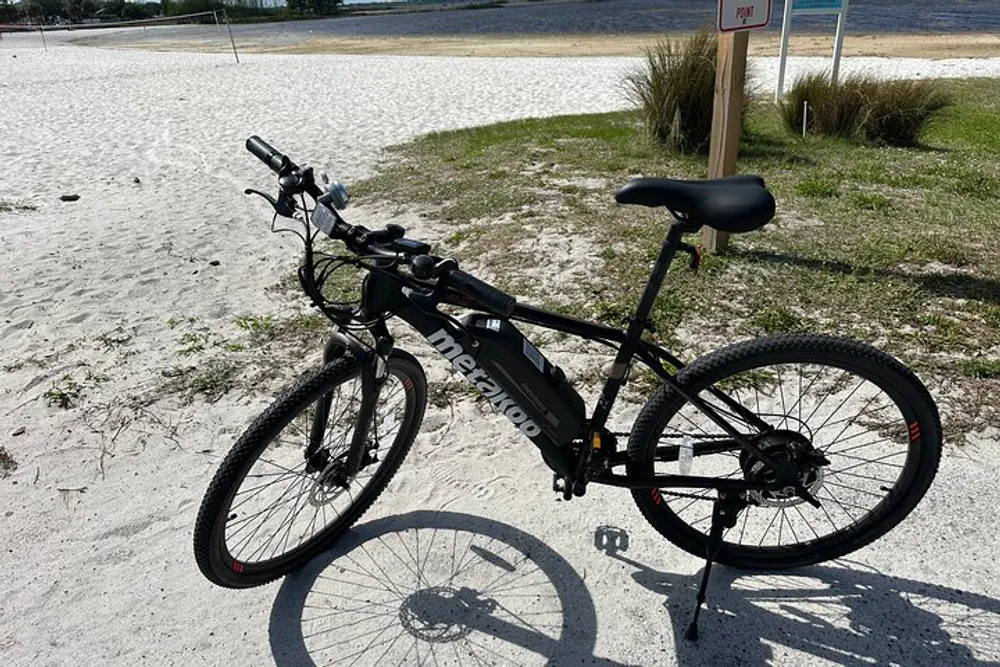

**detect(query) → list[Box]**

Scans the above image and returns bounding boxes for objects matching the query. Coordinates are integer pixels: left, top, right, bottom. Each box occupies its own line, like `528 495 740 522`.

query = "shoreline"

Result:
75 31 1000 59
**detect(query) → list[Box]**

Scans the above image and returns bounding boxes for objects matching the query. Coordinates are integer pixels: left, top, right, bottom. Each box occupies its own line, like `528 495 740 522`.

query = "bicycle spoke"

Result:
758 509 781 546
219 370 412 566
649 353 923 557
812 378 867 434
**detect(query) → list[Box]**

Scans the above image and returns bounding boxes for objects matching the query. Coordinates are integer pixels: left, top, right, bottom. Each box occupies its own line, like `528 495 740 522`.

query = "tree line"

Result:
0 0 343 25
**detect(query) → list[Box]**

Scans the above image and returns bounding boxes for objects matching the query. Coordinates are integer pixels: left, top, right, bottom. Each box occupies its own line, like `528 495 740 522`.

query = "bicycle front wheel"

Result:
194 350 426 588
627 334 941 570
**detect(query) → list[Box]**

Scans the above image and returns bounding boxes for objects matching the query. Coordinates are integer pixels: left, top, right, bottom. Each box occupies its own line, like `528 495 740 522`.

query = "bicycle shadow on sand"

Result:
595 525 1000 667
269 510 634 667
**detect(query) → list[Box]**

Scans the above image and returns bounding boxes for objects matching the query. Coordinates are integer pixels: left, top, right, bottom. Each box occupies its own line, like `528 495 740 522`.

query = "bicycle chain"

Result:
658 489 721 502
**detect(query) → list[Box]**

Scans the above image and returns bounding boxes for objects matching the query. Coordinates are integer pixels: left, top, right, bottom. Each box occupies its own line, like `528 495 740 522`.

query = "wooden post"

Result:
701 30 750 254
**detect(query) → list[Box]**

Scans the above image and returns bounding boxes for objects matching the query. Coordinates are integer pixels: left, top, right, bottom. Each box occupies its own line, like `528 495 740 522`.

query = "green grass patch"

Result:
795 178 839 198
353 77 1000 435
234 313 278 340
96 327 133 350
960 358 1000 379
850 192 892 212
750 307 810 334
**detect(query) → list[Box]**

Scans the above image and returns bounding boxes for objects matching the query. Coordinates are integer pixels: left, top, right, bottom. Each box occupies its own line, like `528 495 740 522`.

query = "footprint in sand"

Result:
2 319 34 339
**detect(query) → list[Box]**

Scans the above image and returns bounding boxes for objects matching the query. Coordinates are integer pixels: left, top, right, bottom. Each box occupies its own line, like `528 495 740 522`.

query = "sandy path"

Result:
2 45 1000 666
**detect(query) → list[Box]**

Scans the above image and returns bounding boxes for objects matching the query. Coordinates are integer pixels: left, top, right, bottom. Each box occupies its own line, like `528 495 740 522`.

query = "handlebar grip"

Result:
246 135 290 174
447 269 516 318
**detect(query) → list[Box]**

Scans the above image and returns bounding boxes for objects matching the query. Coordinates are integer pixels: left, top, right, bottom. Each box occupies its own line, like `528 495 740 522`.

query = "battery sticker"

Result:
522 338 545 372
486 318 502 332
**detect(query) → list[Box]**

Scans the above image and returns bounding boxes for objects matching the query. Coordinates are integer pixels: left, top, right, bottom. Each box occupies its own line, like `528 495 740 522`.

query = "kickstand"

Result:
685 492 745 641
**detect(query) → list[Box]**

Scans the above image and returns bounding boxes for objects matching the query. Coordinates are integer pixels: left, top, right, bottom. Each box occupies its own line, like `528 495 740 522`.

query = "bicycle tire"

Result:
194 350 426 588
627 334 941 570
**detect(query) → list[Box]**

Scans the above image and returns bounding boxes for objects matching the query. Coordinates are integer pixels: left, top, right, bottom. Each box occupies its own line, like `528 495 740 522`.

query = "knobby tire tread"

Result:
627 333 942 570
194 351 426 588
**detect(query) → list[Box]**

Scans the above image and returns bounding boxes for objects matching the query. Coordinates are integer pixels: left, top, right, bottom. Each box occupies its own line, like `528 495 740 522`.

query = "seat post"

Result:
589 219 695 431
629 220 692 330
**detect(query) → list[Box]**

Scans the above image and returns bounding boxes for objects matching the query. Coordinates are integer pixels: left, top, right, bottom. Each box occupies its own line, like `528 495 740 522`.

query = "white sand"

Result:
2 44 1000 666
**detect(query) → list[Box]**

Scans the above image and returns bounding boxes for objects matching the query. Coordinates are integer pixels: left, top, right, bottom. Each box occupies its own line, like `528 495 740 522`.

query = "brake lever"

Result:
244 188 276 205
244 188 297 218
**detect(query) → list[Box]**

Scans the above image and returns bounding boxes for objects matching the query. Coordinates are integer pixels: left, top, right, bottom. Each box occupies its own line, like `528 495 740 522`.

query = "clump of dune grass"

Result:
624 27 750 153
781 73 952 147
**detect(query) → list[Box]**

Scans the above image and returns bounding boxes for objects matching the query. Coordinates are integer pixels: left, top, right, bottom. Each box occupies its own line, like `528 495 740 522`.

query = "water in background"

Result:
314 0 1000 35
42 0 1000 48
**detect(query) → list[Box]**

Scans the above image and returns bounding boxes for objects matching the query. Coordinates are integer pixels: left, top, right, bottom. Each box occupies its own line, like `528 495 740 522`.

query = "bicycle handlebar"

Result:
246 135 291 174
246 135 518 317
446 269 517 318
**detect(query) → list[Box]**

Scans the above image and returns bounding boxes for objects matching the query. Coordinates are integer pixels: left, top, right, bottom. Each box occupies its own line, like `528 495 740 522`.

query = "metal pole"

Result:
213 9 220 33
831 0 850 85
802 101 808 138
775 0 794 103
223 9 239 64
38 24 47 52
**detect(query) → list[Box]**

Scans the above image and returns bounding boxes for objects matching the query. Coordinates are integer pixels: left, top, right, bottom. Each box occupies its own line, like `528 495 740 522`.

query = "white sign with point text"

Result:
718 0 773 32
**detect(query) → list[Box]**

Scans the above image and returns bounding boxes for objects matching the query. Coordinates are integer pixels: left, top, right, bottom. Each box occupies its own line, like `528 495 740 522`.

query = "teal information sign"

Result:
794 0 844 9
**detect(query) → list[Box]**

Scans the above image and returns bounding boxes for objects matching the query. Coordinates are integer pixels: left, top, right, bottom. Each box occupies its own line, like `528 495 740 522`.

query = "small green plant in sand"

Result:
45 376 83 409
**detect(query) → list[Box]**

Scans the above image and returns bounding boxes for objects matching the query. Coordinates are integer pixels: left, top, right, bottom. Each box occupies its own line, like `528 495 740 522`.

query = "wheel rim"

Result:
648 359 920 554
220 369 412 569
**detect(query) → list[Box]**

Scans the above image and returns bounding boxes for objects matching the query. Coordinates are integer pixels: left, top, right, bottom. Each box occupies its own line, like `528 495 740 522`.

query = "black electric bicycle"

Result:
193 137 942 639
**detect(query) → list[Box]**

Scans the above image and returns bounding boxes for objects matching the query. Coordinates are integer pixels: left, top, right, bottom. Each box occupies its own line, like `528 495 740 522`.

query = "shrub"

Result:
781 72 876 139
861 79 953 147
781 73 952 147
624 27 750 153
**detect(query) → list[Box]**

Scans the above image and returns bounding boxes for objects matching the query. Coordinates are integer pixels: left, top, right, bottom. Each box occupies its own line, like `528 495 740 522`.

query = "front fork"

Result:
306 326 393 478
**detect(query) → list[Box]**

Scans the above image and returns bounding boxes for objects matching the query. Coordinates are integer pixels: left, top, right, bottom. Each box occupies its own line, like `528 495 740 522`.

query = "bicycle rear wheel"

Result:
194 350 426 588
627 334 941 570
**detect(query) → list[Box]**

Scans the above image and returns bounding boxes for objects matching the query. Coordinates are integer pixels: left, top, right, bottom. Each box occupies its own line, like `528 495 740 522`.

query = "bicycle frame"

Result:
318 219 789 496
